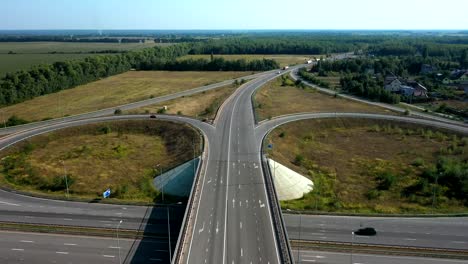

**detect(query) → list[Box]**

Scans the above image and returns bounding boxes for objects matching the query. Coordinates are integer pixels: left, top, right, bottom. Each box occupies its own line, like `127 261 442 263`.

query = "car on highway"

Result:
354 227 377 236
150 115 157 118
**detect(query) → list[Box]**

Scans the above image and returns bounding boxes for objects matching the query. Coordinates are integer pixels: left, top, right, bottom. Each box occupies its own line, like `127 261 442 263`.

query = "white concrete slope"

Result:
268 159 313 201
154 158 200 197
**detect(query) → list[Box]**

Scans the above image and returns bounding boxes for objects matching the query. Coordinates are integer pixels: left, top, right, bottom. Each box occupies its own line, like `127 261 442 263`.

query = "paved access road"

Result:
285 214 468 250
291 250 468 264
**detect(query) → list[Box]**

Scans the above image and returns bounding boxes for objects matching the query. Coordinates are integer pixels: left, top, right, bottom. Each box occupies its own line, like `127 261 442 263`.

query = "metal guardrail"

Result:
260 153 294 264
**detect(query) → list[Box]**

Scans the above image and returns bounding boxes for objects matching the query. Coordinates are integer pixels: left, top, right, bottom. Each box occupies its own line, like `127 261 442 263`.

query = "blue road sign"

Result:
103 188 111 198
267 144 273 149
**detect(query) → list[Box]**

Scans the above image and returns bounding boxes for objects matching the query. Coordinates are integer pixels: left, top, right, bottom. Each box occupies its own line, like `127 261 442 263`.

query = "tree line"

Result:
0 44 279 106
141 57 278 71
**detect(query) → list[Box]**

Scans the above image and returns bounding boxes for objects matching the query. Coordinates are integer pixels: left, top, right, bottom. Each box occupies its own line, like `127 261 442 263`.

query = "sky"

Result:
2 0 468 30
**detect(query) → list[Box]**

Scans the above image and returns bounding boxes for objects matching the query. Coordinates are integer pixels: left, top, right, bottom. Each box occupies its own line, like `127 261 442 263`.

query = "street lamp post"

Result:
350 231 354 264
117 220 123 264
156 164 163 203
167 206 172 262
432 172 440 214
61 160 69 198
287 209 302 263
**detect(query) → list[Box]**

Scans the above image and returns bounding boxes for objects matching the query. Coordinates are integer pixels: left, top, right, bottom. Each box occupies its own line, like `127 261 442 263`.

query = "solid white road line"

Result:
0 200 20 206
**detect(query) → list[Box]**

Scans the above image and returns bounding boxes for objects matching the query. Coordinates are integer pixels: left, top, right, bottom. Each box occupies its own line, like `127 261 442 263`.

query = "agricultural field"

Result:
0 120 201 203
0 41 158 54
126 83 240 120
178 54 321 67
0 71 250 122
0 41 159 76
267 118 468 214
0 53 92 77
254 75 393 121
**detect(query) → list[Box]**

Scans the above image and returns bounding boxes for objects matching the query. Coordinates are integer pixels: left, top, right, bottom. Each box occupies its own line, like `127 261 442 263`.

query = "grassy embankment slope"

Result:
0 120 201 203
267 118 468 214
0 71 250 122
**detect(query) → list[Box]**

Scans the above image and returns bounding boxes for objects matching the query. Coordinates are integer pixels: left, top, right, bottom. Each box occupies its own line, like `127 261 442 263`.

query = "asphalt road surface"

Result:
291 249 468 264
184 73 285 264
0 231 171 264
284 214 468 250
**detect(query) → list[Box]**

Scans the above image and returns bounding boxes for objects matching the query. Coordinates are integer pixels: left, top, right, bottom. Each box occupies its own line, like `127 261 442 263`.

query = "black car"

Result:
149 115 156 118
354 227 377 236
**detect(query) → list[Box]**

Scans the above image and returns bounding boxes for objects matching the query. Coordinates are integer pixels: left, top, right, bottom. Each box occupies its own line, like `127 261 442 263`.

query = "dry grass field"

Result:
267 118 468 214
0 71 250 122
254 77 393 121
126 83 239 120
0 120 201 203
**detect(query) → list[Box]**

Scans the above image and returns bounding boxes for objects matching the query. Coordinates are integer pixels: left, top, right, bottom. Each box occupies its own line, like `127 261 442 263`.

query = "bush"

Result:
366 189 380 200
6 115 28 127
157 108 167 114
411 158 425 167
100 126 112 134
294 154 305 166
279 132 286 138
114 108 122 115
376 171 397 190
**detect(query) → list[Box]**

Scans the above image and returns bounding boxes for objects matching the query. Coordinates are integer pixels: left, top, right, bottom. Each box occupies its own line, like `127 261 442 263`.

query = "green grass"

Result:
0 120 202 203
268 118 468 214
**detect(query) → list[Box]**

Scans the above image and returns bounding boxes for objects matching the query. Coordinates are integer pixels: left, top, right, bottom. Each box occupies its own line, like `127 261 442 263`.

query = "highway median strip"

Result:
0 221 166 239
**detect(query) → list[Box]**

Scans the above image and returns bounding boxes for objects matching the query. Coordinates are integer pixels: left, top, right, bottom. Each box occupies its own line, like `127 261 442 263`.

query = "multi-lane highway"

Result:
291 249 468 264
1 61 468 264
183 73 286 264
0 231 173 264
285 214 468 250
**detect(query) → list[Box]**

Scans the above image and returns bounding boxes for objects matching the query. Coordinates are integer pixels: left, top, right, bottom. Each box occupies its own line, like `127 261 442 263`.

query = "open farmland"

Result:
0 41 160 77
